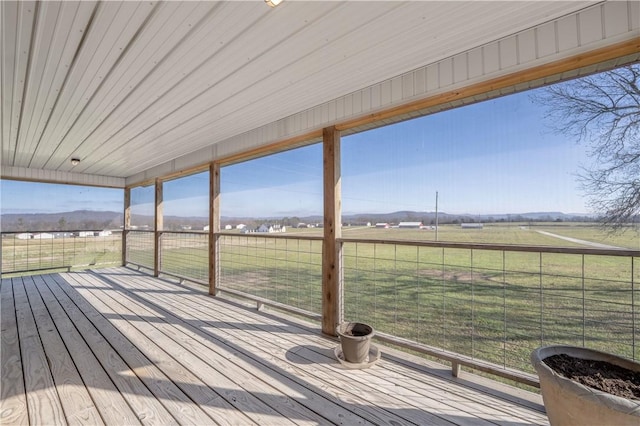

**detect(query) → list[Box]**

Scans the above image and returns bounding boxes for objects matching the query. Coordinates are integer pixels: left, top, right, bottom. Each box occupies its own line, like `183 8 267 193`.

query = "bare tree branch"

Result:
532 64 640 228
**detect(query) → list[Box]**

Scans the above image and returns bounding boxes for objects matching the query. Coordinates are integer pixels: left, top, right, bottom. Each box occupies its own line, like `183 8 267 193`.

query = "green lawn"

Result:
2 235 122 275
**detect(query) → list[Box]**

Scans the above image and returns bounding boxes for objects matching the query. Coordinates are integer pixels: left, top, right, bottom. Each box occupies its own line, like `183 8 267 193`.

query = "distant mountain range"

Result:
1 210 123 232
0 209 595 232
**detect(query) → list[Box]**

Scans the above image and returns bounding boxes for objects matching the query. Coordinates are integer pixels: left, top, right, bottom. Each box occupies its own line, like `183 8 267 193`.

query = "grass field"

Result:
1 234 122 275
211 223 640 374
3 223 639 376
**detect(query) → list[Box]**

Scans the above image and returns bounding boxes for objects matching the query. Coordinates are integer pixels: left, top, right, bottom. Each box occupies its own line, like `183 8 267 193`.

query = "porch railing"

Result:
1 230 122 275
125 229 155 270
159 230 209 283
341 238 639 382
217 233 324 316
121 231 640 385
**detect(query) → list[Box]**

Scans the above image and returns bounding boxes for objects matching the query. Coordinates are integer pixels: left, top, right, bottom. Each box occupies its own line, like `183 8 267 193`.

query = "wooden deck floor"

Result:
1 267 548 425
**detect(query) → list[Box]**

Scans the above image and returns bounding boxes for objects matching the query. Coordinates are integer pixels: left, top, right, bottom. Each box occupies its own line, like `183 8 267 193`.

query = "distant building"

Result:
375 223 390 228
224 224 233 230
53 232 74 238
461 223 484 229
256 224 285 233
16 233 32 240
398 222 422 229
236 224 246 230
33 233 54 239
203 225 210 231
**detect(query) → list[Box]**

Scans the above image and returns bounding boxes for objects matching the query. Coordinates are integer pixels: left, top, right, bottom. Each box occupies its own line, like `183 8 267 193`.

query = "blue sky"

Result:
1 180 123 214
220 89 589 217
1 86 591 219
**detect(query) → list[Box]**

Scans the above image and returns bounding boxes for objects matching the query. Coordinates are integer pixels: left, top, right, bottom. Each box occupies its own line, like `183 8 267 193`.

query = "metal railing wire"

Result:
27 226 636 386
125 230 154 270
341 237 640 376
217 233 323 315
1 230 122 275
159 231 208 283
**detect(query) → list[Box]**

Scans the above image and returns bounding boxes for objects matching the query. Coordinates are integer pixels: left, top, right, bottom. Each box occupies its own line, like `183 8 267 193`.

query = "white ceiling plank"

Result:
15 1 65 165
53 1 218 169
3 0 635 181
3 1 36 163
78 2 339 175
31 1 157 169
71 2 265 168
1 0 20 157
30 1 130 166
21 1 97 167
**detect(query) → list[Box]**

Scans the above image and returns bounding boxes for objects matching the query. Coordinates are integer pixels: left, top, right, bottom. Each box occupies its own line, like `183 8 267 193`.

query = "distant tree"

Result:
17 217 25 231
58 217 67 230
533 64 640 228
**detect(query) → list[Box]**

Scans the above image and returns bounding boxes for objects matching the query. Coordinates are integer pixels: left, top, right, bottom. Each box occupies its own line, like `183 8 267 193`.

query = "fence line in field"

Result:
1 230 122 275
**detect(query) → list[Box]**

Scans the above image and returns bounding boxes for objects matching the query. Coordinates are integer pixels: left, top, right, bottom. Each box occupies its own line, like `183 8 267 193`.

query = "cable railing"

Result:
341 237 639 380
158 231 209 283
125 229 155 270
117 229 640 385
1 230 122 275
217 233 324 317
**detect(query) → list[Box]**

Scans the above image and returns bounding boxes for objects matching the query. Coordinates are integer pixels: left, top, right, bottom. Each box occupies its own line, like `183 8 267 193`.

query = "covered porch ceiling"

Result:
1 1 638 186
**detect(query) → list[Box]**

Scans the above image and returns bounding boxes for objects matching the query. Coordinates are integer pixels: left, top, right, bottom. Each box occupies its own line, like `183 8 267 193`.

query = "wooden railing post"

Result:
154 178 163 277
322 126 343 336
209 162 220 295
122 187 131 266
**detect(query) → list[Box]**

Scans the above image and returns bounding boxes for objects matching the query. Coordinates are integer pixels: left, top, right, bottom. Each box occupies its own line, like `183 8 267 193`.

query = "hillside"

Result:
1 209 594 233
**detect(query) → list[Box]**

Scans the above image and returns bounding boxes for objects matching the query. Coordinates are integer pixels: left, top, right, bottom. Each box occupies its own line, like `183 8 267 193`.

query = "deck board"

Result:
1 278 29 425
12 276 67 425
43 274 178 425
1 268 549 425
22 275 107 425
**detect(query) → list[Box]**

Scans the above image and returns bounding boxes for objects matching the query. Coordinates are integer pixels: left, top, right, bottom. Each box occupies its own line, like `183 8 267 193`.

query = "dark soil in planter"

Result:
341 323 372 337
544 354 640 400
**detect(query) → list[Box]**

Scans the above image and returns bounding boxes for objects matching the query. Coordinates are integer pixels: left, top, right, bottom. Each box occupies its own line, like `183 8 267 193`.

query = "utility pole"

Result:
435 191 439 242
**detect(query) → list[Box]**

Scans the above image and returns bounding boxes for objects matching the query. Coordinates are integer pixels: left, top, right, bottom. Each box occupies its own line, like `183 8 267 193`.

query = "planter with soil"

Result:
335 322 377 367
531 345 640 425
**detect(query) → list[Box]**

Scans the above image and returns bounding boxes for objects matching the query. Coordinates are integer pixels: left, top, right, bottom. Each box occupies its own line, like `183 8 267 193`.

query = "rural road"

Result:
535 230 623 250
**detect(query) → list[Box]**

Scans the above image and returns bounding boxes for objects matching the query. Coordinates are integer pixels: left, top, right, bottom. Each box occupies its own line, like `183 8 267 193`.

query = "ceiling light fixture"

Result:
265 0 283 7
71 158 80 166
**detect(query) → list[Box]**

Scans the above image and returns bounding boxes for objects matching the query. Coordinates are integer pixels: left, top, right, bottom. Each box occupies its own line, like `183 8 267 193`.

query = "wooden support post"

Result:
154 178 163 277
452 361 461 377
209 162 221 296
322 126 343 336
122 187 131 266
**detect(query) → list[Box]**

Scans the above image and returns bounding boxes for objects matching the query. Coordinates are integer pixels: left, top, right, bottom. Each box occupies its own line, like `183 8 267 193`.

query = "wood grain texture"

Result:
2 268 548 425
209 162 219 295
22 276 106 425
322 126 343 336
1 278 29 425
154 178 163 277
99 267 548 425
123 187 131 265
43 275 177 425
12 277 67 425
54 273 217 426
